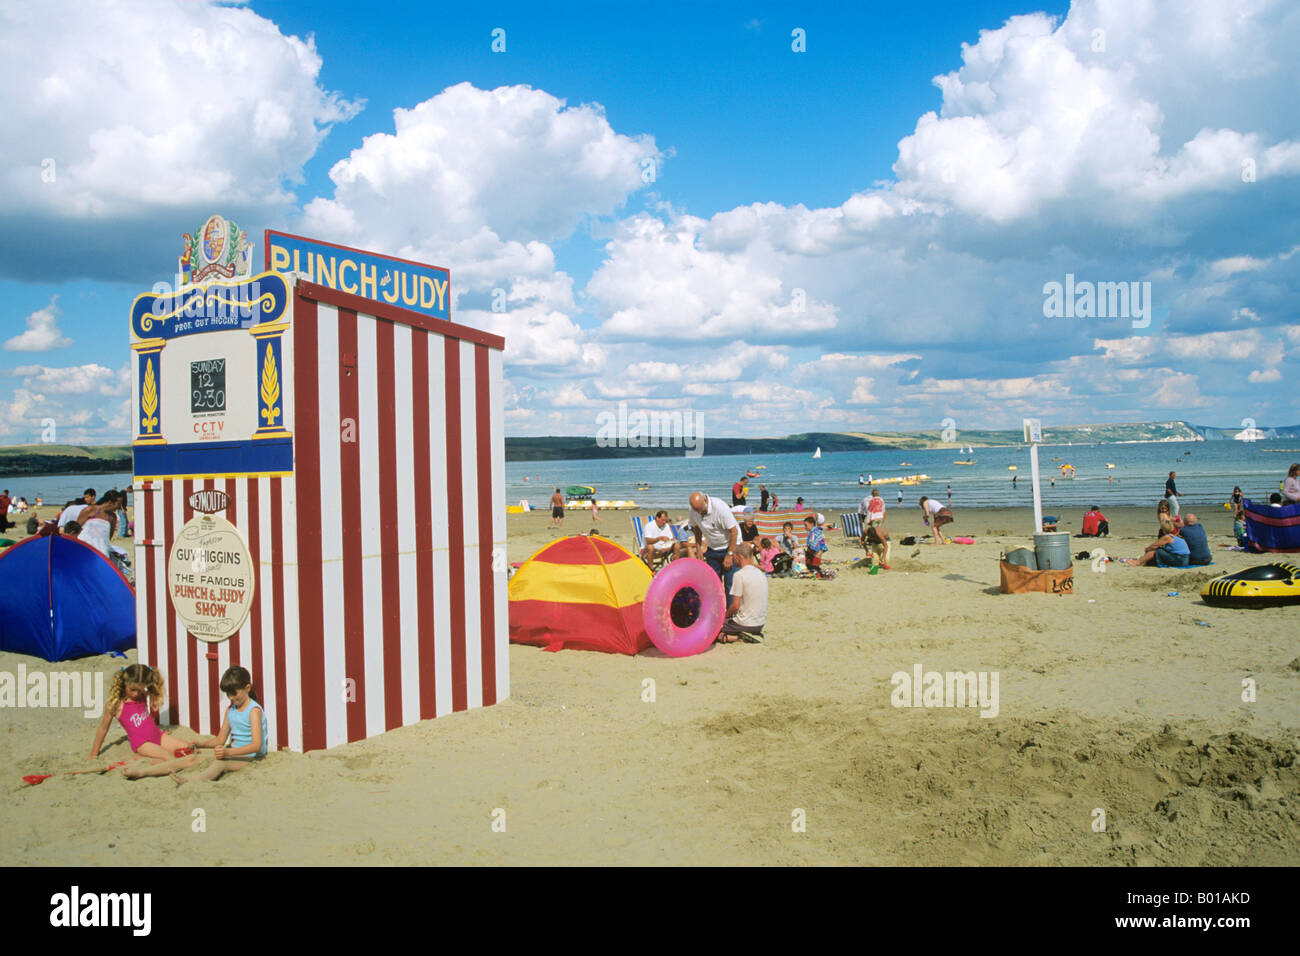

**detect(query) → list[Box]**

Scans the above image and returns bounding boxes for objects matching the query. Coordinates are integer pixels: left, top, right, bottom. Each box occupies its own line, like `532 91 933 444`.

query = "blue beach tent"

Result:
1243 497 1300 554
0 535 135 661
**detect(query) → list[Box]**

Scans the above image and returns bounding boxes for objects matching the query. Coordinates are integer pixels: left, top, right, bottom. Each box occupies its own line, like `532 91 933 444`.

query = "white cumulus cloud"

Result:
5 296 72 351
0 0 361 281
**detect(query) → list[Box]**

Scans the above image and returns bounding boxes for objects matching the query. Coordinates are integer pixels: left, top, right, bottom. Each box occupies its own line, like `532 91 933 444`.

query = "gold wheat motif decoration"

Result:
141 358 159 432
261 345 280 424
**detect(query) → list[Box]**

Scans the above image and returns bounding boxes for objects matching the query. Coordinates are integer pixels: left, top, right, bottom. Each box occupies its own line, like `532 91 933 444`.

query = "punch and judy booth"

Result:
130 216 508 752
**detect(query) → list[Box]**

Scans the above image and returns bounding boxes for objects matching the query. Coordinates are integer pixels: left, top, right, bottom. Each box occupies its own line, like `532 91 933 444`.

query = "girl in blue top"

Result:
180 666 268 783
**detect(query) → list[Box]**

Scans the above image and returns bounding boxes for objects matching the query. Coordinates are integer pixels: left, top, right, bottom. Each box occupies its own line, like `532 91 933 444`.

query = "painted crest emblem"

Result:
180 213 253 285
201 215 228 265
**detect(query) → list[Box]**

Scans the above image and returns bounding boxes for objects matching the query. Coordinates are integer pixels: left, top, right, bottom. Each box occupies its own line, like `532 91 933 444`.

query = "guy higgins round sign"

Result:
167 512 255 642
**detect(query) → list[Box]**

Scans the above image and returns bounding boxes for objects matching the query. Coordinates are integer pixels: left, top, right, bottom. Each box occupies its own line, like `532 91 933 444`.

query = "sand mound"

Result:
692 697 1299 865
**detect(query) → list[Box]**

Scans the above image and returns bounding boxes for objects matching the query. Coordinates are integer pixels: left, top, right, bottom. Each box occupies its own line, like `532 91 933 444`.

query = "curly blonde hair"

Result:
106 663 165 715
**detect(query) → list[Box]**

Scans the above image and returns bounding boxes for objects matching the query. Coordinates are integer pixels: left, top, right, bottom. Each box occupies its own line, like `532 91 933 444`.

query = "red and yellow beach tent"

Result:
508 535 652 654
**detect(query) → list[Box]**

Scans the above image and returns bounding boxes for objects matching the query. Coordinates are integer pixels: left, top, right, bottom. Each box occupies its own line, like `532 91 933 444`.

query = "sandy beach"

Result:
2 502 1297 866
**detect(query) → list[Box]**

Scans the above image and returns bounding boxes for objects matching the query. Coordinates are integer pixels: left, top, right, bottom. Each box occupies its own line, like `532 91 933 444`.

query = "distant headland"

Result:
501 421 1300 461
2 420 1296 471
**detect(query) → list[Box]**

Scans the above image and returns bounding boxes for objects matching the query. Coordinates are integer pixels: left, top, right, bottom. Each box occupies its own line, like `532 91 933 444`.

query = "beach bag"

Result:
999 558 1073 595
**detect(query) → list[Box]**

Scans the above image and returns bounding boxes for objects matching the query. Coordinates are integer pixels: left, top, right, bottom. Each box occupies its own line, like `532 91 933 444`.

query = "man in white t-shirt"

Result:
688 491 739 594
640 510 680 564
59 489 96 531
717 544 767 643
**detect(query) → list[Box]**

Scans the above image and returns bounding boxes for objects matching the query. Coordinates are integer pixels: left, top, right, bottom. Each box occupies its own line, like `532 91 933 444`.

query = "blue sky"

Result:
1 0 1296 444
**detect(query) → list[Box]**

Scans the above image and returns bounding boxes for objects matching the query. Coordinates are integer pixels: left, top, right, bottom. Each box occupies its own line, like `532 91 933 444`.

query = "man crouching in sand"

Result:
861 521 892 570
716 543 767 644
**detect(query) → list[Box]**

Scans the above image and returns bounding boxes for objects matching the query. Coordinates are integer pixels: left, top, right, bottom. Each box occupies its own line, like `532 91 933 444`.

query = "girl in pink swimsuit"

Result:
90 664 197 779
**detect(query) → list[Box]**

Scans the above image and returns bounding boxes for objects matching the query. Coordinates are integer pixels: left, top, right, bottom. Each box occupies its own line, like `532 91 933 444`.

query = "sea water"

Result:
502 439 1297 512
0 472 134 512
3 439 1293 516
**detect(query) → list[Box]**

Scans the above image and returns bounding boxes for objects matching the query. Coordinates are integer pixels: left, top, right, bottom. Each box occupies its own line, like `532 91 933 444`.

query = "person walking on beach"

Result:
1012 474 1018 489
759 484 770 511
867 487 885 525
946 484 952 505
1164 471 1183 517
731 475 749 507
547 488 565 529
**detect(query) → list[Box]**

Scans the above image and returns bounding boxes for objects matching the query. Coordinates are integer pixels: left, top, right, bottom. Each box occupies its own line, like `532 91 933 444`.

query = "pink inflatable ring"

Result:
642 558 726 657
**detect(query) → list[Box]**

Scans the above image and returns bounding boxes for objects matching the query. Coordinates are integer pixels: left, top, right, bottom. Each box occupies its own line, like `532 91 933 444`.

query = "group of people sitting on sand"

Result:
1119 499 1212 567
0 490 40 533
17 488 134 582
638 505 832 580
635 490 856 645
1122 464 1300 565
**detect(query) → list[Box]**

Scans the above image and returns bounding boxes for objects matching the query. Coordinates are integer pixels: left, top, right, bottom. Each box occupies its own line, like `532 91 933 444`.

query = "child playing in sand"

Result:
91 664 197 779
180 666 268 783
803 514 828 573
778 521 798 556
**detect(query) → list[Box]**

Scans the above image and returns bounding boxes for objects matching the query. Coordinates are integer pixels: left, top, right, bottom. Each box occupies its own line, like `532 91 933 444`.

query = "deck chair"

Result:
632 514 679 572
840 512 863 541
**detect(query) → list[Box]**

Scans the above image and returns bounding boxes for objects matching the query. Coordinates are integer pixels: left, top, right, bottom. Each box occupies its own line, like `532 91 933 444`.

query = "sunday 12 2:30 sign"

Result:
130 217 293 480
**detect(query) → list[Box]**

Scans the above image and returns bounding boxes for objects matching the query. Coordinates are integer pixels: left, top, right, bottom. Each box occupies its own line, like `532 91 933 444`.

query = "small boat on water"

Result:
953 459 976 465
899 462 912 467
812 447 822 459
565 485 596 499
867 474 932 486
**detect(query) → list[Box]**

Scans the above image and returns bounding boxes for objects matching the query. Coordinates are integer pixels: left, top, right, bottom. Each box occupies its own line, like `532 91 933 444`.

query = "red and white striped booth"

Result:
130 255 507 752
